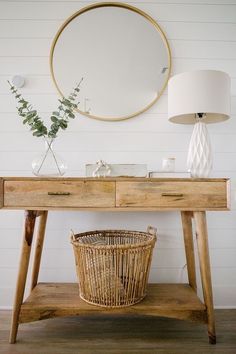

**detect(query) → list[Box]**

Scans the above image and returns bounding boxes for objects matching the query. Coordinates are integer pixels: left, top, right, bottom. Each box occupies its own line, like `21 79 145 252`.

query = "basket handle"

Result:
147 225 157 237
70 229 76 242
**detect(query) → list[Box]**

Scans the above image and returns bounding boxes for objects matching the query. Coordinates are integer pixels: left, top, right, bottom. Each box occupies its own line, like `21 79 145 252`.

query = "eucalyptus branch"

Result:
8 77 83 139
48 77 83 138
8 80 47 137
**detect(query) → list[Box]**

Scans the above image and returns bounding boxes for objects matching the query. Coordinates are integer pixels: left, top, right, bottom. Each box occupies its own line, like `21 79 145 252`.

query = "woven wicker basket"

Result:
71 227 157 308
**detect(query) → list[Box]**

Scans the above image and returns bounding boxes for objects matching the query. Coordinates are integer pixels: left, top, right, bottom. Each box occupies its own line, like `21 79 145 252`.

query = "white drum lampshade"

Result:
168 70 230 177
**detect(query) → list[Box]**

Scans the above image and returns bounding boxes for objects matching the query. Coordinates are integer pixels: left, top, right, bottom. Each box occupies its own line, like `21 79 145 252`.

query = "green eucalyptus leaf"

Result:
52 111 60 116
51 116 58 123
68 112 75 118
9 79 82 138
33 131 43 137
59 120 68 129
26 111 37 119
62 99 73 108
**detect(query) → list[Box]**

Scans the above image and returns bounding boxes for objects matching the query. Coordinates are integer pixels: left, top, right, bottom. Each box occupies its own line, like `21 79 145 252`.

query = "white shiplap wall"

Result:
0 0 236 308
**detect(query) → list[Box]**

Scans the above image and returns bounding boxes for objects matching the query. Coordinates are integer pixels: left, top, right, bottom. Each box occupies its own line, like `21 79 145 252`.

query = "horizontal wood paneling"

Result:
1 265 235 289
0 208 233 236
1 57 236 78
0 132 191 152
0 57 50 75
163 21 236 41
0 19 61 38
1 226 236 250
173 58 236 77
170 39 236 59
2 38 236 59
0 152 236 175
0 131 236 154
0 2 235 22
2 93 236 115
1 111 236 135
0 211 236 243
0 0 235 308
1 76 236 95
2 0 236 4
1 20 236 41
1 245 236 269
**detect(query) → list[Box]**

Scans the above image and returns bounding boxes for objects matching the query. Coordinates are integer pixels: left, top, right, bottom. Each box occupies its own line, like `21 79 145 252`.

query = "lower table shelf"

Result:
19 283 207 324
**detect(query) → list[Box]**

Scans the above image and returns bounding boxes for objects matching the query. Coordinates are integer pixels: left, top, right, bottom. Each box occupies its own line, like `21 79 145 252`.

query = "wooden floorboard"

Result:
1 310 236 353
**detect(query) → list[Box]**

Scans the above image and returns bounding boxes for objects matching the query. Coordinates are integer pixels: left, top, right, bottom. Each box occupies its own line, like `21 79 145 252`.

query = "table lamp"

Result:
168 70 230 177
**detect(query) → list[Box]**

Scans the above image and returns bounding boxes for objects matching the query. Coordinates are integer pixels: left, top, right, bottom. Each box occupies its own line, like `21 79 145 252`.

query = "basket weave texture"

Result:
71 228 157 308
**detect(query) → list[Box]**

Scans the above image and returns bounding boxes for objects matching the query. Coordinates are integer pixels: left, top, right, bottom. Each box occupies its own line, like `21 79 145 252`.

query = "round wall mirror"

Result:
50 2 171 121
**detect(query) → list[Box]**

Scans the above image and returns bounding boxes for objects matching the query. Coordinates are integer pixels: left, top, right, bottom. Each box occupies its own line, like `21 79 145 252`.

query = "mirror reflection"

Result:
50 3 171 121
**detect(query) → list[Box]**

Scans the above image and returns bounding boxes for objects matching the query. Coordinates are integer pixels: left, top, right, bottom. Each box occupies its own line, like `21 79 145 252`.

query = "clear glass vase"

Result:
32 138 67 177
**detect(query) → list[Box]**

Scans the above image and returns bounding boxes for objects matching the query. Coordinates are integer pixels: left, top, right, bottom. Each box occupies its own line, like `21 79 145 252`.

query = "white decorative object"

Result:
92 160 111 177
12 75 25 88
86 164 147 177
168 70 230 177
162 157 175 172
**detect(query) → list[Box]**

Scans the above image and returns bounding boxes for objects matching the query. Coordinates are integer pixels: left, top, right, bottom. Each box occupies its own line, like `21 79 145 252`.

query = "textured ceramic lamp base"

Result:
187 121 213 178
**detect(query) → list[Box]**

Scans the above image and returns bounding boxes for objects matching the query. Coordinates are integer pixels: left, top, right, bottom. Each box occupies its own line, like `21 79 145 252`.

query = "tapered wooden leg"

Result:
194 211 216 344
181 211 197 291
31 211 48 290
9 210 37 344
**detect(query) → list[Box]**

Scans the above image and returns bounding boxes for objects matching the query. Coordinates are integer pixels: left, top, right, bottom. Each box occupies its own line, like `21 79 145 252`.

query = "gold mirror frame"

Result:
50 2 171 121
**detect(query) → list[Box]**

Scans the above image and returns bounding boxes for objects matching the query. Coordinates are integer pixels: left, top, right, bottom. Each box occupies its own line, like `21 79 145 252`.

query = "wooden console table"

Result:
0 177 230 344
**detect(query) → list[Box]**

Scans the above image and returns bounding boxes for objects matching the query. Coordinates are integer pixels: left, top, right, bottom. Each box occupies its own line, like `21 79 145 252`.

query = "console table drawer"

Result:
116 181 228 210
4 180 115 208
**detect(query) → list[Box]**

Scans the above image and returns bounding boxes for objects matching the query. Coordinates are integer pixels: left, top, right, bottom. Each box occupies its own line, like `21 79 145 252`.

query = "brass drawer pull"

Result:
48 192 71 196
162 193 183 197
